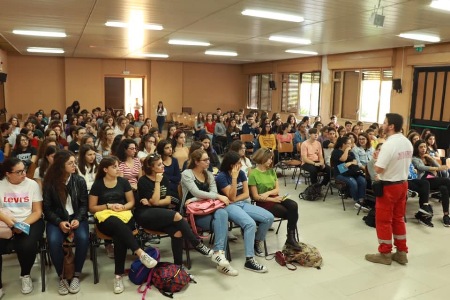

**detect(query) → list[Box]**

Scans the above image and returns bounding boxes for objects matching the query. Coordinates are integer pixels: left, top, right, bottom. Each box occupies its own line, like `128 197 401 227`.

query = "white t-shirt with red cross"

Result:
0 178 42 222
375 133 413 181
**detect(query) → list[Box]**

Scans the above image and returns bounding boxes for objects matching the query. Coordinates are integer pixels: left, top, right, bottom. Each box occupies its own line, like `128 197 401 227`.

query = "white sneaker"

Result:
140 252 157 269
21 275 33 294
68 277 80 294
114 276 124 294
58 279 69 295
216 264 239 276
211 250 230 267
0 288 4 299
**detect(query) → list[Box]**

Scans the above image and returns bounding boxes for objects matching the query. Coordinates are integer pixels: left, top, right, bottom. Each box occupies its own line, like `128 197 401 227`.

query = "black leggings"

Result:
96 216 139 275
0 219 45 288
135 208 200 265
408 179 430 206
426 177 450 213
265 199 298 231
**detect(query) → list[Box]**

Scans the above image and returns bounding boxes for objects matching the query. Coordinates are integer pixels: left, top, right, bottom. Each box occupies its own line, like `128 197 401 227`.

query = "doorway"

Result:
104 77 144 118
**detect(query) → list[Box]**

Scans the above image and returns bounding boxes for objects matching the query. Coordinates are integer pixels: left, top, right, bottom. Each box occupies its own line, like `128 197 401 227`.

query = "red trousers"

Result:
375 182 408 253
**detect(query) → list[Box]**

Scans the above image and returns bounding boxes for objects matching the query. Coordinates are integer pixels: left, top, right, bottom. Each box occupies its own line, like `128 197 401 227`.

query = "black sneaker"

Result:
195 243 213 257
443 215 450 227
407 189 418 198
419 204 433 217
244 257 268 273
415 212 434 227
254 240 265 257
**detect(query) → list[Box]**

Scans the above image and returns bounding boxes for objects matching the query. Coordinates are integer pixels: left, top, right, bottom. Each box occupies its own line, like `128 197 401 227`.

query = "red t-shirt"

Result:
205 121 216 134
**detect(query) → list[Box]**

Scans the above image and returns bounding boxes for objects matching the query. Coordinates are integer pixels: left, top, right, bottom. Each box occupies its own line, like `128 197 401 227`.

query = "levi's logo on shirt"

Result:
3 192 30 205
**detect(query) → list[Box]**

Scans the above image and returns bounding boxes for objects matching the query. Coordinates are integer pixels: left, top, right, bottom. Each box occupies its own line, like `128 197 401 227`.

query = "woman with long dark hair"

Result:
200 135 220 171
137 134 156 162
0 158 44 296
135 154 212 267
156 101 167 134
115 139 142 191
43 150 89 295
34 145 58 191
78 144 98 192
89 157 156 294
11 133 37 171
172 130 189 171
156 139 180 191
229 140 252 176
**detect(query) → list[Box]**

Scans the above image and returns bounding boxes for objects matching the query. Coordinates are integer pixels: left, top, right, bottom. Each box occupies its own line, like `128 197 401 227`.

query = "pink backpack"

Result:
185 199 225 237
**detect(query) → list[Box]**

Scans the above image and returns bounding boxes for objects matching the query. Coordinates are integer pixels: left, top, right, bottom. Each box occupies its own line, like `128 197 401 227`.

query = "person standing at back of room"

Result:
156 101 167 134
365 113 412 266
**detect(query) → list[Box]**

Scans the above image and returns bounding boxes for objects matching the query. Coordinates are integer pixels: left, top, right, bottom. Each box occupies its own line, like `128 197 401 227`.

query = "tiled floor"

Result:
3 172 450 300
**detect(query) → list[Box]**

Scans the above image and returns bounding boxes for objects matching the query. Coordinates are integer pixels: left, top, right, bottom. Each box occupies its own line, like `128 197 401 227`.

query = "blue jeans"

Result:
225 201 274 257
336 174 366 202
195 209 228 252
46 221 90 277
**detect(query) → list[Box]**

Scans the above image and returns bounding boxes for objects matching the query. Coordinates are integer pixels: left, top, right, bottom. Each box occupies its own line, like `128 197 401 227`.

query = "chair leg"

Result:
39 241 46 292
263 240 268 256
90 232 99 284
225 241 232 262
184 239 191 270
275 220 283 235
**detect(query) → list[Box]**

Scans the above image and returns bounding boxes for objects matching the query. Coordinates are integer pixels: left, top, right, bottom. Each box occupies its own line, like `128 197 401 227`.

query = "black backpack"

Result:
299 184 321 201
363 207 376 227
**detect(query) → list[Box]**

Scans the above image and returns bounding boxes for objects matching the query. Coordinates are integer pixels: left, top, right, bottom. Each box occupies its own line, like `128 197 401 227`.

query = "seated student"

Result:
77 144 98 192
331 136 368 211
11 134 37 171
0 158 45 296
216 152 273 273
258 123 277 151
156 139 181 192
172 130 190 171
181 149 237 276
68 126 87 156
137 134 157 162
89 157 157 294
181 141 203 171
293 122 307 153
200 135 220 170
43 150 89 295
412 140 450 227
322 127 337 166
300 128 330 189
135 154 213 267
228 140 253 177
352 132 374 170
248 148 301 250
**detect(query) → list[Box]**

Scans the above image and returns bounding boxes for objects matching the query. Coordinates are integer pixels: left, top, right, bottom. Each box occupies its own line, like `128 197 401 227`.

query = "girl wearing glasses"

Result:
116 139 142 191
11 133 37 171
248 148 301 250
229 140 252 176
137 134 157 163
0 158 45 296
352 132 374 170
43 150 89 295
181 149 237 276
136 154 212 267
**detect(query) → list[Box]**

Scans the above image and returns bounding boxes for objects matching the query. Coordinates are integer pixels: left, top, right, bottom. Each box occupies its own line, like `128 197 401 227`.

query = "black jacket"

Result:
43 174 88 225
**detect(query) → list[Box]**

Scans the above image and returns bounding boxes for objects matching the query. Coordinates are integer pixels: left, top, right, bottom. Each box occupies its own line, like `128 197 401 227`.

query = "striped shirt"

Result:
119 157 141 187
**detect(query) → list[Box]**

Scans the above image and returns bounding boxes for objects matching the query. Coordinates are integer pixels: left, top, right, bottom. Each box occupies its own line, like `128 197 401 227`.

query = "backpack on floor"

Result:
129 247 160 285
363 207 376 228
299 184 321 201
282 242 323 269
151 262 195 298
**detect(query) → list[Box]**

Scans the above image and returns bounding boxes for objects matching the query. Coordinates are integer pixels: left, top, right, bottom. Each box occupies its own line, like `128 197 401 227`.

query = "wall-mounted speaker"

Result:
0 73 6 83
269 80 276 90
392 78 402 93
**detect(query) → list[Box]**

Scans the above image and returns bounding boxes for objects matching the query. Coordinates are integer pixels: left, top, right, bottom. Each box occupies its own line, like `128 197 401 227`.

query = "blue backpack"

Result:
129 247 160 285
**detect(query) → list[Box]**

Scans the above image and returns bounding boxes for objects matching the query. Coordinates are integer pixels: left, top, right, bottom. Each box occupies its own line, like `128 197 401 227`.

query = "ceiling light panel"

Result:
205 50 238 56
398 33 440 42
27 47 64 53
269 35 311 45
168 39 210 46
140 53 169 58
13 30 66 37
285 49 318 55
105 21 163 30
430 0 450 12
241 9 304 22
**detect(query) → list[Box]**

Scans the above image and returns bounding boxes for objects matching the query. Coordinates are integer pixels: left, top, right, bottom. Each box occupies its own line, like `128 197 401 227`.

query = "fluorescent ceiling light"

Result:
430 0 450 11
105 21 163 30
285 49 318 55
205 50 238 57
398 33 440 43
168 39 210 46
140 53 169 58
13 30 66 37
269 35 311 45
242 9 304 22
27 47 64 54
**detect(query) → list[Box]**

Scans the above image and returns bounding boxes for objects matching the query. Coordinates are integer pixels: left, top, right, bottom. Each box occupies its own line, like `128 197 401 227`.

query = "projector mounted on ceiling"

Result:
369 0 385 27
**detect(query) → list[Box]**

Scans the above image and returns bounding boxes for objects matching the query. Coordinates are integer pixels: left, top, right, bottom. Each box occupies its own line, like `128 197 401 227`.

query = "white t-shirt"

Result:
0 178 42 222
375 133 413 181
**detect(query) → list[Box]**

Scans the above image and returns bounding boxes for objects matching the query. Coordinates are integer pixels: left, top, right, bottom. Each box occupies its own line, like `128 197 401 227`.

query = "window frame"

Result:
247 74 272 111
280 71 321 116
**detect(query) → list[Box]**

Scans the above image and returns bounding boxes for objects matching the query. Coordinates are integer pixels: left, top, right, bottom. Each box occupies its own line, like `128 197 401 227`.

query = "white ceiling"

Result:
0 0 449 64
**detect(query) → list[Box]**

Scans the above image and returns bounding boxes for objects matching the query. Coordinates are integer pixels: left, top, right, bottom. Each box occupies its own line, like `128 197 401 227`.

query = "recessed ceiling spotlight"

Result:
105 21 163 30
398 33 440 43
205 50 238 56
13 30 66 37
140 53 169 58
27 47 65 54
285 49 318 55
430 0 450 12
269 35 311 45
242 9 304 22
168 39 210 46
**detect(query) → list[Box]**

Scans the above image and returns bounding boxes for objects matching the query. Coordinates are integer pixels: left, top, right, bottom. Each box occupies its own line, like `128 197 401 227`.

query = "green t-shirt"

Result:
247 168 277 194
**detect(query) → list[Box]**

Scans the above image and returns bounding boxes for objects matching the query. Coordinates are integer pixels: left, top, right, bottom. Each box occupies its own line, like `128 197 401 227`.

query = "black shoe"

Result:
415 212 434 227
254 240 265 257
244 257 268 273
195 243 213 257
443 215 450 227
419 204 433 217
407 189 418 198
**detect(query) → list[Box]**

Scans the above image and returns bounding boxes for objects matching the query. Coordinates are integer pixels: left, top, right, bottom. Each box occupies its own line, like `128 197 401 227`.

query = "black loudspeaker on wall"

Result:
269 80 276 90
0 73 7 83
392 78 402 93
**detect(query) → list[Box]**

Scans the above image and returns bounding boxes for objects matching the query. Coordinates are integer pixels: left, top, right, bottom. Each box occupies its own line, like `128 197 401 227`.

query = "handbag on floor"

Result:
282 242 323 269
265 251 297 270
62 232 75 280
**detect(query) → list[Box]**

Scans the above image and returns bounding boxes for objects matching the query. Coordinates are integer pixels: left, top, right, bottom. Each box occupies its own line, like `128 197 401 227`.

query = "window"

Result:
281 72 320 116
332 68 392 123
247 74 272 111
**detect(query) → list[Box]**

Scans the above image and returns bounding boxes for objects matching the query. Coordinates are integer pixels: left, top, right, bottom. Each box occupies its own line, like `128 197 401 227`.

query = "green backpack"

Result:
282 242 323 269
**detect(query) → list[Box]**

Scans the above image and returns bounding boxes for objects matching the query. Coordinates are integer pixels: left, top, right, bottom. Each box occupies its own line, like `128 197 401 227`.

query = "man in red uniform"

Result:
365 113 412 265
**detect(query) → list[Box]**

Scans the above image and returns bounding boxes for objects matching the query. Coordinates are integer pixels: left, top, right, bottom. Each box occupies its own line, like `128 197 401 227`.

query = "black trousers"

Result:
302 163 330 186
